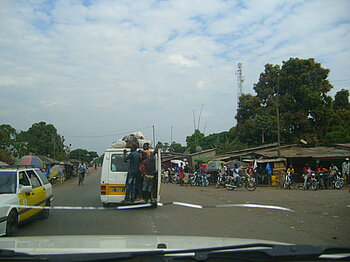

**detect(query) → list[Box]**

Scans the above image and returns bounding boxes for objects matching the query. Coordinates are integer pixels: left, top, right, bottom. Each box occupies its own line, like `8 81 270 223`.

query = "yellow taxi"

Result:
0 168 53 236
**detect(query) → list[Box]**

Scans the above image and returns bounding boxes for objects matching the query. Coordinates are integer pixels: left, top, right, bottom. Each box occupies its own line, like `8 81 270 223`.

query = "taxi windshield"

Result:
0 172 17 194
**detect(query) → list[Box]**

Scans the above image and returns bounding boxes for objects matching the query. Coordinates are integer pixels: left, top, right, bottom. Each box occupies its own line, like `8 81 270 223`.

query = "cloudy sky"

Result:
1 0 349 154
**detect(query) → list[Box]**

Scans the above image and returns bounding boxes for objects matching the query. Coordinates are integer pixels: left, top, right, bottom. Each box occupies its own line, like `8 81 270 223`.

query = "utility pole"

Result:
170 125 173 152
197 104 204 130
235 63 245 110
203 121 207 134
276 75 281 158
192 110 196 131
152 125 155 148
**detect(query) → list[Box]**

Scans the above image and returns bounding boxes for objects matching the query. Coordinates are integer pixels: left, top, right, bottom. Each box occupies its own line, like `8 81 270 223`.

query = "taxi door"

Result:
18 170 46 221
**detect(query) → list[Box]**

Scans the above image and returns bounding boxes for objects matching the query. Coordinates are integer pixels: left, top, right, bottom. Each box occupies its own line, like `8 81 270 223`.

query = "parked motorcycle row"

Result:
162 170 257 191
283 171 345 190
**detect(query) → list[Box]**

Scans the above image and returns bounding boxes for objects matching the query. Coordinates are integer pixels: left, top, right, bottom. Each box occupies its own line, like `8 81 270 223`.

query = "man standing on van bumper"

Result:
123 144 140 203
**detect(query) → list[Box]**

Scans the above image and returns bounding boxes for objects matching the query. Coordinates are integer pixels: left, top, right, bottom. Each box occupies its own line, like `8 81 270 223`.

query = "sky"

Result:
1 0 349 155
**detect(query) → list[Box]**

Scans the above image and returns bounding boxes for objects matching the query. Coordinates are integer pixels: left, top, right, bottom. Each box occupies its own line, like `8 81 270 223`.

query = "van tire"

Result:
6 210 18 236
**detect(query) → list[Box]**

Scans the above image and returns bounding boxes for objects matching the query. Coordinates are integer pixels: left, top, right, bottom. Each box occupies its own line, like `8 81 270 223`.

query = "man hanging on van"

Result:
122 144 140 204
142 147 159 203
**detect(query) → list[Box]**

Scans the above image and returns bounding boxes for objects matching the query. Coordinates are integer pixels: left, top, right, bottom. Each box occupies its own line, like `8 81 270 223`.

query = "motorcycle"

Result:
317 171 327 189
309 171 319 191
332 171 344 189
283 171 293 189
189 172 198 186
170 172 179 184
190 172 209 186
216 173 227 188
161 172 169 183
225 171 256 191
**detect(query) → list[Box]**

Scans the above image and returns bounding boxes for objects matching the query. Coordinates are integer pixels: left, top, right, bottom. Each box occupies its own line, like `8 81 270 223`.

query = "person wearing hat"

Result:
342 158 350 185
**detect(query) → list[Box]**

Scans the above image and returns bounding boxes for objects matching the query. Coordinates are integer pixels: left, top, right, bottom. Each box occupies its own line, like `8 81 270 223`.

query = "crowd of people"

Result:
162 158 350 188
287 158 350 188
122 143 158 204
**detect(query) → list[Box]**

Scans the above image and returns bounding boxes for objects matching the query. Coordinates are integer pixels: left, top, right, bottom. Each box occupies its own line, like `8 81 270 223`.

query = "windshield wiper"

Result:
183 244 350 261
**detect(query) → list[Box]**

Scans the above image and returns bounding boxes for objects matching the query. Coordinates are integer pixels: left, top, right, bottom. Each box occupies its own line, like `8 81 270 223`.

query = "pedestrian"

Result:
142 147 159 203
179 162 185 185
342 158 350 185
122 144 140 204
328 163 339 186
302 164 312 189
287 164 295 183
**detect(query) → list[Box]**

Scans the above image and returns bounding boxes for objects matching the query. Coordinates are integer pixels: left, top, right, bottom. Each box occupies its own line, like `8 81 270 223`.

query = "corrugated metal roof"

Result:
256 146 349 159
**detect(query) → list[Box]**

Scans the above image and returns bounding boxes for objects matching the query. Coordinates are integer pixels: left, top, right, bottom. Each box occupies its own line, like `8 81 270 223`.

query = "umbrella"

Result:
48 164 65 179
226 160 248 169
15 155 43 169
206 160 223 172
193 157 211 163
0 161 10 168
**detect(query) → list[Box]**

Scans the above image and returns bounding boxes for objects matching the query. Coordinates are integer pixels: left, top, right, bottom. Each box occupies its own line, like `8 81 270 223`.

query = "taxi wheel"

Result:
6 210 18 236
39 201 50 219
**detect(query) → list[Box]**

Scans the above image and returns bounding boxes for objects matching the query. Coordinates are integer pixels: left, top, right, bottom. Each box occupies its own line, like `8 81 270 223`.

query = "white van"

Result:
100 148 161 207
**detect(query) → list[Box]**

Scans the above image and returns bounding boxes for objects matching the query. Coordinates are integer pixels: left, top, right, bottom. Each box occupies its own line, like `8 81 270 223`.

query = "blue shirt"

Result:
125 151 140 175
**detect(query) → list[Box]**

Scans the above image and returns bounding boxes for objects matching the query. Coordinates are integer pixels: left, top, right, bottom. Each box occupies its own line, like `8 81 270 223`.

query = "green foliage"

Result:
156 141 186 153
17 122 66 160
235 58 343 146
0 124 17 150
170 142 186 153
68 149 99 162
334 89 350 110
186 127 246 154
0 149 14 163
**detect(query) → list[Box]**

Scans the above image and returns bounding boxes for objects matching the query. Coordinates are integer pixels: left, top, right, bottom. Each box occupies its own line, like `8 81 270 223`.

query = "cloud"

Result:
169 54 198 67
0 0 349 153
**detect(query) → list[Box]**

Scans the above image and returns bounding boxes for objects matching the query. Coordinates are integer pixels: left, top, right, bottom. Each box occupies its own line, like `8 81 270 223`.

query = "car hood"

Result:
0 235 289 255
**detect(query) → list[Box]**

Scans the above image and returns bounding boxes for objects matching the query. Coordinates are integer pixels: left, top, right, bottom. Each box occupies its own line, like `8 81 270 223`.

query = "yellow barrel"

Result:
271 175 278 186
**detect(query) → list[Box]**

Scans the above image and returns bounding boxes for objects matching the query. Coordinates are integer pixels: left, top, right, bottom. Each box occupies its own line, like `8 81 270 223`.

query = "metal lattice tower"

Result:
235 62 245 106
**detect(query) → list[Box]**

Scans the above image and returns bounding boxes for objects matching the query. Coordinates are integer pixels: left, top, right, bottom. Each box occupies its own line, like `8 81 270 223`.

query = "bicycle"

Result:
78 171 85 186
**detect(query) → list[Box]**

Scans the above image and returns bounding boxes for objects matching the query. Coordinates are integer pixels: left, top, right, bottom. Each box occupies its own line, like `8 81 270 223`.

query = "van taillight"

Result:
101 185 106 195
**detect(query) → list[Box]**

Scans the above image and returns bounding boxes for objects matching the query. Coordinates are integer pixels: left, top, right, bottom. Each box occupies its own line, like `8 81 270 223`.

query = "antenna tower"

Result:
235 62 245 107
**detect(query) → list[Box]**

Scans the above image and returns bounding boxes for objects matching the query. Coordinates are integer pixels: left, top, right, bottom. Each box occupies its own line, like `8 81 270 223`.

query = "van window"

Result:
111 154 129 172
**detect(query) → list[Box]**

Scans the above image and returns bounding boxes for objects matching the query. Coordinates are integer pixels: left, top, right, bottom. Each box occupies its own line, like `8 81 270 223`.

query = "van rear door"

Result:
106 152 129 196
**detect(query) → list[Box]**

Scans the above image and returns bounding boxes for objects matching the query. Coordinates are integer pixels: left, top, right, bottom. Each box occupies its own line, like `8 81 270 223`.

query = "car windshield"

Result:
0 172 17 194
0 0 349 256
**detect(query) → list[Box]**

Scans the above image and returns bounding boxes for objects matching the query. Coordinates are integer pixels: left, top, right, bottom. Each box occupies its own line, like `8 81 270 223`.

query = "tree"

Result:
170 142 186 153
324 89 350 145
334 89 350 110
16 122 66 160
186 129 206 153
0 124 17 150
236 58 335 146
68 149 98 162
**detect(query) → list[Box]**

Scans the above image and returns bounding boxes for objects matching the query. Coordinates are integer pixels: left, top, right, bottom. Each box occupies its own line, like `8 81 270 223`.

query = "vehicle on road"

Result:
78 170 85 186
100 148 161 207
170 172 179 184
189 172 209 187
225 172 257 191
0 167 53 236
283 171 293 189
332 171 344 189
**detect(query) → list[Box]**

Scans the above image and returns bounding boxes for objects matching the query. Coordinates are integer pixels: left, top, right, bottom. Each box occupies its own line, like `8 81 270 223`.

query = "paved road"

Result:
17 168 350 246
